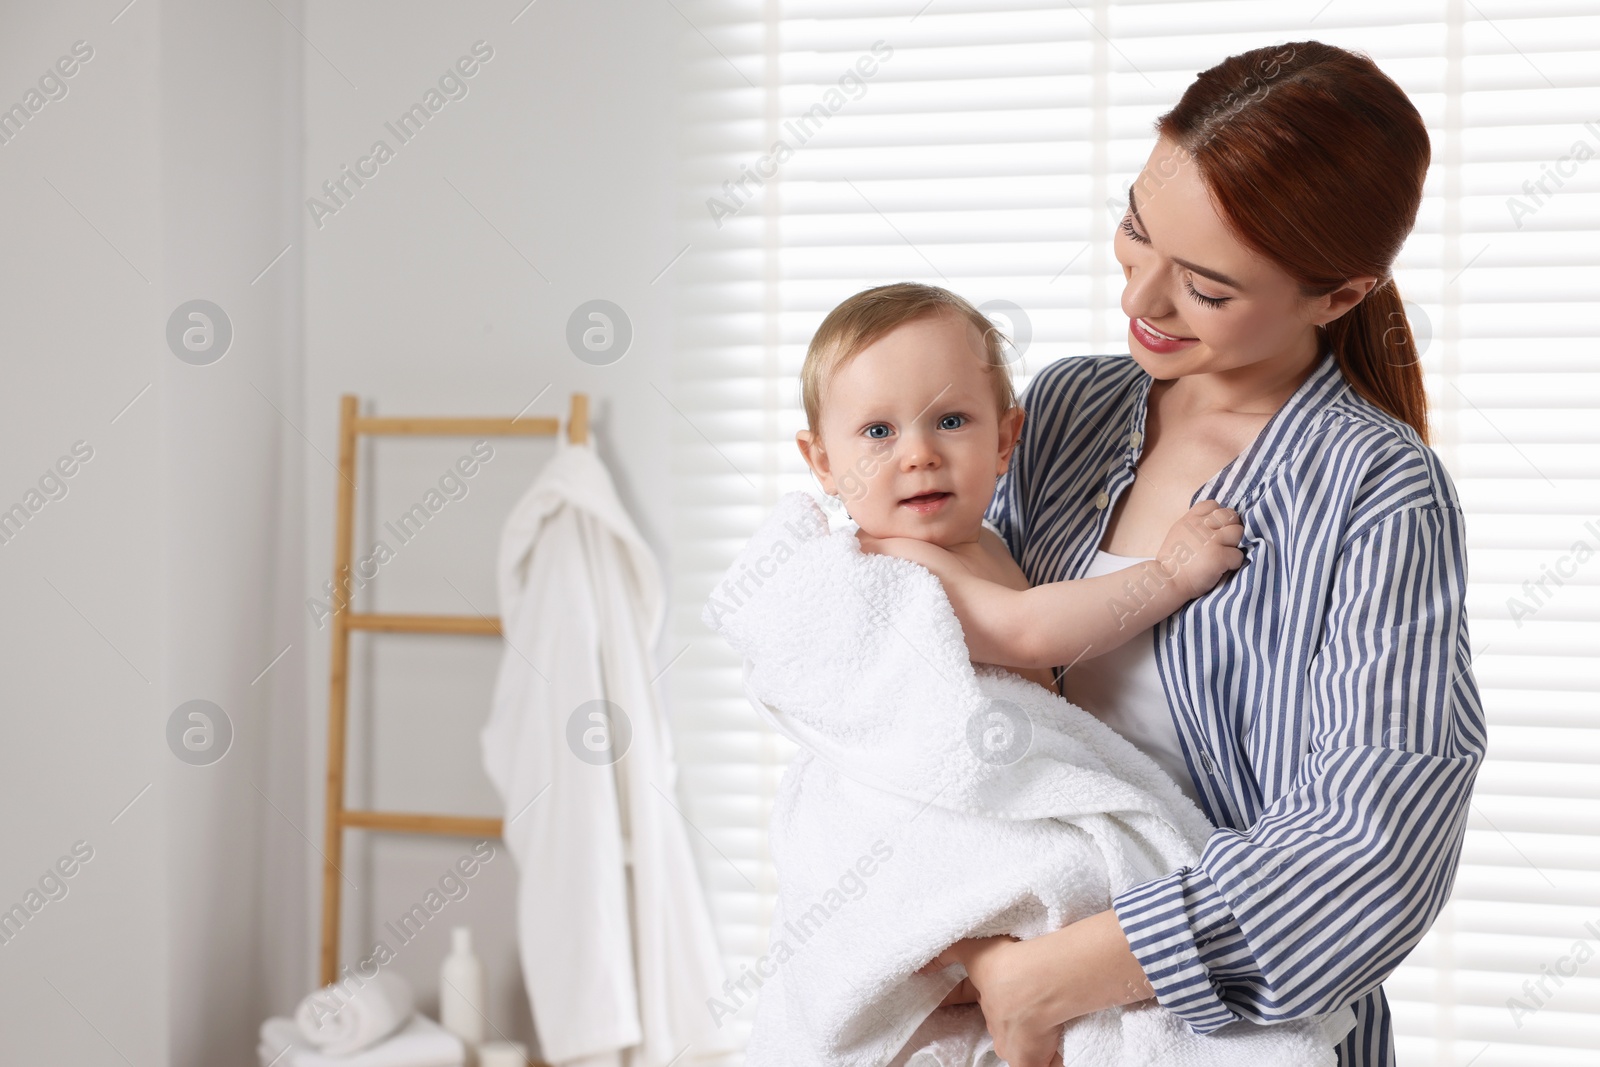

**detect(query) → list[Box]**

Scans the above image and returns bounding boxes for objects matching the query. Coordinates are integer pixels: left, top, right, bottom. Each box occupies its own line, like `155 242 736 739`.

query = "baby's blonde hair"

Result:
801 283 1019 433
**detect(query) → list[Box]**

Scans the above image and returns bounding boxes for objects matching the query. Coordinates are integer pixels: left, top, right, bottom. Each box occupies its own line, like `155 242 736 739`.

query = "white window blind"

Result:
667 2 1600 1062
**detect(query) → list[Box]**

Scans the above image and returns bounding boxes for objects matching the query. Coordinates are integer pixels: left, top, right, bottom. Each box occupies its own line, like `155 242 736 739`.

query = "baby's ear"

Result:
795 429 835 493
996 406 1026 472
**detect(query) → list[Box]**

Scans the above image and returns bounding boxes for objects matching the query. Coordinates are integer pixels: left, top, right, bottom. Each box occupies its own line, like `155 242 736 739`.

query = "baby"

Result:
794 281 1244 694
706 283 1349 1065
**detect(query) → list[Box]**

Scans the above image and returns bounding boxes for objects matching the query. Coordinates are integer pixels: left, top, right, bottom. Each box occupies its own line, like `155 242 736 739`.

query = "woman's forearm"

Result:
1031 910 1155 1022
1058 910 1156 1014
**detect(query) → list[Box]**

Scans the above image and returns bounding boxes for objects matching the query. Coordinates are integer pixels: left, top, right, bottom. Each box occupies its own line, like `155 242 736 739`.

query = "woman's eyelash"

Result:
1185 279 1229 309
1123 214 1230 309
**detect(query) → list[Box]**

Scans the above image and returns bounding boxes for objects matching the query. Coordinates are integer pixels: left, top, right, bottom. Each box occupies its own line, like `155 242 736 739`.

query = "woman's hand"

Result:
916 912 1156 1067
935 974 980 1006
918 936 1067 1067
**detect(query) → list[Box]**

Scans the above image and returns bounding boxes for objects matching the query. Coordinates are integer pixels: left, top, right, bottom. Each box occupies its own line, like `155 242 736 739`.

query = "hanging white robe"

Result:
482 435 734 1067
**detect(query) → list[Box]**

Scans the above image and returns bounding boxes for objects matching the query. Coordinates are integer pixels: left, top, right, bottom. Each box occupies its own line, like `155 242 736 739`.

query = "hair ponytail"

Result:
1323 278 1429 443
1158 42 1432 443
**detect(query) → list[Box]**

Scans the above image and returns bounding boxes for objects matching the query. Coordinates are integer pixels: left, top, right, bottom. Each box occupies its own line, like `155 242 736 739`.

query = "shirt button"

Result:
1093 490 1110 510
1128 431 1143 449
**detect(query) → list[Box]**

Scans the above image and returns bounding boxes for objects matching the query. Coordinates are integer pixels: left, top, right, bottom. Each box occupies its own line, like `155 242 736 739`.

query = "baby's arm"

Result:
961 529 1063 692
860 501 1243 670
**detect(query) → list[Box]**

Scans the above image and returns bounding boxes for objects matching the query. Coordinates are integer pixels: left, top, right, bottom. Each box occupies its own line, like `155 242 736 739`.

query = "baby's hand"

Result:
856 530 965 581
1155 500 1244 600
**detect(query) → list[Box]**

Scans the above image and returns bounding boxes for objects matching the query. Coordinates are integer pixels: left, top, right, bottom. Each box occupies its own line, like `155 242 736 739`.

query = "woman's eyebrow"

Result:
1128 186 1246 291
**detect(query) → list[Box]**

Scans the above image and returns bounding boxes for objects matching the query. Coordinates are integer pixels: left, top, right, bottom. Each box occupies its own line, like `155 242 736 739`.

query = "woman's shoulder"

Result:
1294 386 1466 537
1022 354 1145 417
1028 353 1144 392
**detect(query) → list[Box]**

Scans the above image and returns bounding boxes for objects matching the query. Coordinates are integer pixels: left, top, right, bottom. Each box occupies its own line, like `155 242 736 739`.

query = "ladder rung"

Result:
346 612 501 635
354 415 559 437
342 810 503 838
323 393 584 989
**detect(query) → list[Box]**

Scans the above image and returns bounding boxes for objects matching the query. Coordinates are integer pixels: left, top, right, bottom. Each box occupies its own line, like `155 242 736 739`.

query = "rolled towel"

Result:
260 1015 465 1067
294 970 416 1055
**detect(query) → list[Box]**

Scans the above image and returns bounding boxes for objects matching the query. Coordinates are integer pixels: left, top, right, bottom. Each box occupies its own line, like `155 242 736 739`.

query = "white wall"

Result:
159 0 307 1062
1 0 684 1063
0 4 166 1065
299 0 680 1058
1 0 312 1062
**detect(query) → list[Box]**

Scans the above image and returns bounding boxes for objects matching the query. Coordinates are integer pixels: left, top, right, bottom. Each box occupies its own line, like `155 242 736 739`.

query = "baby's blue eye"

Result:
864 424 891 439
939 414 966 430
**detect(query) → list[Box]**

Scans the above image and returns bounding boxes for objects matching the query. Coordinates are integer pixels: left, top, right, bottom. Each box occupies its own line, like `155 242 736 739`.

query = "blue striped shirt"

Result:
986 351 1485 1066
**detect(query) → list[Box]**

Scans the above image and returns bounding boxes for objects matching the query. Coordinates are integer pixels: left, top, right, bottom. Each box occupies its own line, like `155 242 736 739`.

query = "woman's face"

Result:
1113 135 1368 382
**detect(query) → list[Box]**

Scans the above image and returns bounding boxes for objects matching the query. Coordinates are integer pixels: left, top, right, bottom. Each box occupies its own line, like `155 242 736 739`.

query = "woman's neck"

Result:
1158 330 1324 418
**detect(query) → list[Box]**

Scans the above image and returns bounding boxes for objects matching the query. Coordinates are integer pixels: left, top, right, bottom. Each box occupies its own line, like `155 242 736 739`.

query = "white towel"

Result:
701 491 1355 1067
259 1014 464 1067
292 971 415 1055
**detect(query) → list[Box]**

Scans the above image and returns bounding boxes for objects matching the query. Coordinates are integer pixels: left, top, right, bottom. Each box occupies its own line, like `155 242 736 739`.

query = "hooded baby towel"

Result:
701 491 1353 1067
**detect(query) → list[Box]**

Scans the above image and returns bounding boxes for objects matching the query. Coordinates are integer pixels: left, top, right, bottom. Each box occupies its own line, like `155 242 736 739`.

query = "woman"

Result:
859 41 1484 1067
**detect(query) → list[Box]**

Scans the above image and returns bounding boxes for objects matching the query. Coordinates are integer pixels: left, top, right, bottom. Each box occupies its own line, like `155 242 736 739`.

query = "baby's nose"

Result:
898 436 940 468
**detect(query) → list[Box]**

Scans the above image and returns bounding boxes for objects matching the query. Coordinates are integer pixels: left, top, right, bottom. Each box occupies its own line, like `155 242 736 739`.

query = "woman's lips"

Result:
1130 316 1200 355
900 492 951 514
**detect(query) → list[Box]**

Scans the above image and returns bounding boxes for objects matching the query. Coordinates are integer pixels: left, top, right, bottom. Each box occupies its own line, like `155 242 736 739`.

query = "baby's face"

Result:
797 310 1023 547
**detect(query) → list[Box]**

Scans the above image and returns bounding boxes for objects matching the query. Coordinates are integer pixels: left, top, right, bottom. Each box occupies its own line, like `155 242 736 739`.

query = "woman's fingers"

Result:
919 943 980 1005
937 977 980 1006
916 944 960 976
917 935 1015 976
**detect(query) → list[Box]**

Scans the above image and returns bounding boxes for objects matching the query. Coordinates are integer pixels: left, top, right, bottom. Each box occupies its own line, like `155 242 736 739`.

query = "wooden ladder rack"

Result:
319 391 589 986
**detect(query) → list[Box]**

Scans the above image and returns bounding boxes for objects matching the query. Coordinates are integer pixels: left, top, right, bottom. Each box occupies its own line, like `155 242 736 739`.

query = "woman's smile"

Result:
1130 316 1200 355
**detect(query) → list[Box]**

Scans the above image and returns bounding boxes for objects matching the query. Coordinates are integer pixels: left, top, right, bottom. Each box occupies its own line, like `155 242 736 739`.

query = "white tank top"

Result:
1057 550 1204 811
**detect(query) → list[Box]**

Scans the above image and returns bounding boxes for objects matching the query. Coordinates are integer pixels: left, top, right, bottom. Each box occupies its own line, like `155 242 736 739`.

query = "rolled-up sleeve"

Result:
1113 503 1487 1030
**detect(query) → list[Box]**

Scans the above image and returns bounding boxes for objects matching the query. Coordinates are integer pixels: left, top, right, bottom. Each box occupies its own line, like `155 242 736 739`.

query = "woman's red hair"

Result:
1158 41 1431 442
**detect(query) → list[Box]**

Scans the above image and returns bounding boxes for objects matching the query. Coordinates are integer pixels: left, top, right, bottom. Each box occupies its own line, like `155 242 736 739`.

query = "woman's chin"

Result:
1127 339 1211 380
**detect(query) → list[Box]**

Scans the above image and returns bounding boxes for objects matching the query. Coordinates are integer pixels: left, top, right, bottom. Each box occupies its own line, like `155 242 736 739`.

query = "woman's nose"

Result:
1120 278 1162 322
1119 259 1173 323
